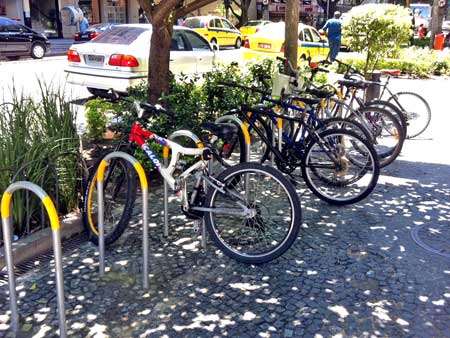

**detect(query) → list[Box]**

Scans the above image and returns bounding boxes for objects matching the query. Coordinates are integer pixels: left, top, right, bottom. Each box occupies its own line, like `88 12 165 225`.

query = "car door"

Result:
302 28 317 58
310 27 328 57
182 30 215 74
212 18 226 46
5 22 31 53
221 19 236 46
169 30 197 75
0 19 8 54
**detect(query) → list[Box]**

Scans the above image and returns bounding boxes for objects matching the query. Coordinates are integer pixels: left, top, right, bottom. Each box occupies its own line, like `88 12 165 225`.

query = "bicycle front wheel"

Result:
301 129 380 205
387 91 431 139
82 155 137 245
204 162 301 264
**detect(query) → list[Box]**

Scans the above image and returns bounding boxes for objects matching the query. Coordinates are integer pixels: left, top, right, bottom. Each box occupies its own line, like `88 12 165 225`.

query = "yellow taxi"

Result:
243 22 329 62
184 16 242 50
240 20 272 40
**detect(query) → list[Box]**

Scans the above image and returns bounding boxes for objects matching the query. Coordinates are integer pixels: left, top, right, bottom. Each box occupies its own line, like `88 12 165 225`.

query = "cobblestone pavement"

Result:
1 78 450 337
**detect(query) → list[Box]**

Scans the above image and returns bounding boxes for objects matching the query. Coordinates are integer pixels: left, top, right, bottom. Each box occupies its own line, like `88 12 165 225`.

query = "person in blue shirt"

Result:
80 15 89 33
322 11 342 62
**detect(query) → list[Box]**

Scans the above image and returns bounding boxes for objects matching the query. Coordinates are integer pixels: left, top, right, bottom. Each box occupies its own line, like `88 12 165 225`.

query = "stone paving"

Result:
1 78 450 337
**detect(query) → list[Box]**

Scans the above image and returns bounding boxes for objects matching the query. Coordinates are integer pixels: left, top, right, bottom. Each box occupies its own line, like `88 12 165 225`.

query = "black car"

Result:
0 17 51 60
73 23 115 43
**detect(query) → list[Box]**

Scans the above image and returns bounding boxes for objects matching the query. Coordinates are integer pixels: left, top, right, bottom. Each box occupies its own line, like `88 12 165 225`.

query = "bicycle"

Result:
219 82 381 205
82 96 302 264
333 59 430 139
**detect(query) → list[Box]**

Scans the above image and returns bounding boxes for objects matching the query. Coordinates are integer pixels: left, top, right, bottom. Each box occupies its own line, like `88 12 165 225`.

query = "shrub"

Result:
337 47 450 77
343 4 412 75
84 98 120 141
0 81 80 237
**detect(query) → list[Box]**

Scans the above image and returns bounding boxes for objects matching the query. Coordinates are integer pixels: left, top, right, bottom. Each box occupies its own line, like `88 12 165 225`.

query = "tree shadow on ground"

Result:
1 159 450 338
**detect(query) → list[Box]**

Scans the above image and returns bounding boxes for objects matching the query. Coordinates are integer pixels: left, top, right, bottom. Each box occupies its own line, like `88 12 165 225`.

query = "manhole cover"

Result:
411 222 450 258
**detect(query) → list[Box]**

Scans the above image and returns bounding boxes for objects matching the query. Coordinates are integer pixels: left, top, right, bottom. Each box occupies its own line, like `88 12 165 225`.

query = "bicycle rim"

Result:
302 129 379 205
389 92 431 139
206 165 298 261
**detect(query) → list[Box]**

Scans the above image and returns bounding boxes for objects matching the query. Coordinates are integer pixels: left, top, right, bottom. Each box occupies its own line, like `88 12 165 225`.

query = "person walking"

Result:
80 15 89 33
321 11 342 62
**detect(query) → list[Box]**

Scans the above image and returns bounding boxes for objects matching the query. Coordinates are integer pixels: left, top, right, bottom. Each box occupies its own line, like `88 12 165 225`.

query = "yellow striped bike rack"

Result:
96 151 149 289
1 181 66 337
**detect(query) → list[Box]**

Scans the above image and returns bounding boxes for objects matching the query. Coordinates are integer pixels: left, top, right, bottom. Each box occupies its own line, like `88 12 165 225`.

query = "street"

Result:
1 55 450 337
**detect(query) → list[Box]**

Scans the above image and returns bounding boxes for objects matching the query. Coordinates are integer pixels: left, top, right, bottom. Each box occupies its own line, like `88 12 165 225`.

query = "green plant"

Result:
343 4 412 75
0 81 80 236
84 98 119 141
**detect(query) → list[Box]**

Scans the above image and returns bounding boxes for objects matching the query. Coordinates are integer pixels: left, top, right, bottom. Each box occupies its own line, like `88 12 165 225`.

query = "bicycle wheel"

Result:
301 128 380 205
387 91 431 139
350 106 405 168
319 117 372 141
204 162 301 264
365 99 408 138
82 155 137 245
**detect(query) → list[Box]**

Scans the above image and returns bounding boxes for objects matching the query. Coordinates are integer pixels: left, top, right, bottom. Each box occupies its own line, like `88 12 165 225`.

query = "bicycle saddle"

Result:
337 79 370 89
289 96 322 106
202 122 238 140
305 87 334 99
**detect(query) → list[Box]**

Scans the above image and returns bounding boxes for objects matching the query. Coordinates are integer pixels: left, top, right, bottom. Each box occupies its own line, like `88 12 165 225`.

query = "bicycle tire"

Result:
317 117 373 141
365 99 408 138
349 106 405 168
301 128 380 205
82 154 137 246
204 162 301 264
387 91 431 139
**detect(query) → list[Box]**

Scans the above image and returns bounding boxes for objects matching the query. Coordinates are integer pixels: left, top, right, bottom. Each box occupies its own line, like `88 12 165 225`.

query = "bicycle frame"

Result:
128 122 206 190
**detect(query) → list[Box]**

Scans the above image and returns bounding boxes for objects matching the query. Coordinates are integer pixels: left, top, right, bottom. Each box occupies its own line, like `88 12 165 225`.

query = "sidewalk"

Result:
0 78 450 337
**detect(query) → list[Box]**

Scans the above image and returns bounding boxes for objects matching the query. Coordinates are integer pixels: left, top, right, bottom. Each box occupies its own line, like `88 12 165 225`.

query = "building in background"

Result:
256 0 324 27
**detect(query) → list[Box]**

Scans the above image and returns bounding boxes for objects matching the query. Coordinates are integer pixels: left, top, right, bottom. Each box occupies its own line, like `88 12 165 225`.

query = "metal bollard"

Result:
1 182 66 337
96 152 149 289
163 131 204 238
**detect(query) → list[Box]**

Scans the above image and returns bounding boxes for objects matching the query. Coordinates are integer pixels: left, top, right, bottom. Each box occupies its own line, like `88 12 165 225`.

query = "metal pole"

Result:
163 157 169 237
97 179 105 277
1 216 18 332
51 229 67 338
326 0 330 20
142 187 149 289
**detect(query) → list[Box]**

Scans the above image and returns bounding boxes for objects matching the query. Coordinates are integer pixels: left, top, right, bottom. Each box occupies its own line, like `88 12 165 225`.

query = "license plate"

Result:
85 54 104 64
258 43 272 49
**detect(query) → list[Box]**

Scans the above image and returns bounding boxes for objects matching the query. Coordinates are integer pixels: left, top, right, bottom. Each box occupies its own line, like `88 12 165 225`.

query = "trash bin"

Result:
434 33 445 51
365 71 381 102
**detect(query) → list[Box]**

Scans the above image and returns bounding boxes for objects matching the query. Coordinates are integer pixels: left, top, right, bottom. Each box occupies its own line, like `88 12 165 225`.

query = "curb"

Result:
0 212 84 270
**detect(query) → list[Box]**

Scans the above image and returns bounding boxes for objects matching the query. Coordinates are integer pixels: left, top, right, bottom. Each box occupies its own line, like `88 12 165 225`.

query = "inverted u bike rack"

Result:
96 151 149 289
1 182 66 337
162 131 206 246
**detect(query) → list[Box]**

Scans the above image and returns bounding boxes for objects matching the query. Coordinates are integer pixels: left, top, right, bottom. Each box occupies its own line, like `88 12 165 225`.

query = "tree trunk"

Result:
148 23 173 104
284 0 299 75
429 0 445 49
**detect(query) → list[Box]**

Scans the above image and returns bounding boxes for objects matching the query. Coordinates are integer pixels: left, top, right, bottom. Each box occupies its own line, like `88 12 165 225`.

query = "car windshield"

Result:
256 23 285 38
246 21 263 26
92 26 146 45
185 18 202 28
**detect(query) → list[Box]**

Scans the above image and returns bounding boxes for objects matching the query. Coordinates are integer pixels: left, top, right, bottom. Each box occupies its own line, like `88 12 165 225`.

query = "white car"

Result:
65 24 216 96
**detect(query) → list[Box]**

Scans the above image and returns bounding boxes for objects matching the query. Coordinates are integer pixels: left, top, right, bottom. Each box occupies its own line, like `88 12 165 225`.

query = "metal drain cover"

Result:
411 222 450 258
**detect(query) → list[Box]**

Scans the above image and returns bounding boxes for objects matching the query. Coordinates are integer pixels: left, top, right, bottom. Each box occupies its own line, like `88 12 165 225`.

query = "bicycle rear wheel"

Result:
351 106 405 168
387 91 431 139
204 162 301 264
82 155 137 245
301 128 380 205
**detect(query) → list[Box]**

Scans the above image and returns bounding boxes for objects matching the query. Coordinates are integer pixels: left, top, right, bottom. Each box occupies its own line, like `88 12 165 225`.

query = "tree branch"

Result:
176 0 218 18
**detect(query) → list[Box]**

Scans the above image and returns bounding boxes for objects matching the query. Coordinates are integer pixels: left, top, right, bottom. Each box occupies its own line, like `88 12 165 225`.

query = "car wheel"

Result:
87 87 109 98
235 37 242 49
30 43 46 59
210 38 219 51
6 56 20 61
